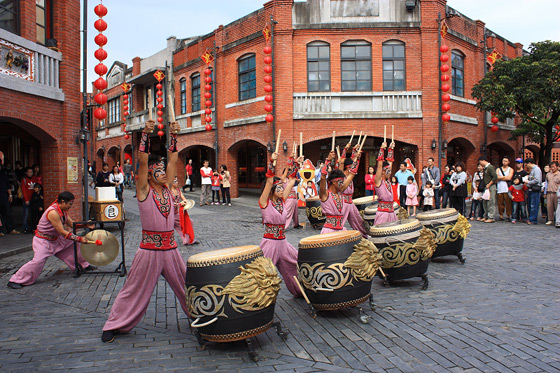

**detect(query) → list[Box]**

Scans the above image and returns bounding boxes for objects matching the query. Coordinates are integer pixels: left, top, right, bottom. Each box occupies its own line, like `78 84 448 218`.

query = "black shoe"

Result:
7 281 23 289
187 240 200 246
294 225 303 229
85 265 97 271
101 330 115 343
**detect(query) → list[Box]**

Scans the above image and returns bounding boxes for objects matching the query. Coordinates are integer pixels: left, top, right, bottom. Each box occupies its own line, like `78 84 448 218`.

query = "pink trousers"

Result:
374 210 398 226
259 238 302 297
173 215 191 245
320 226 347 235
346 203 368 238
10 236 89 285
284 198 299 228
103 248 189 332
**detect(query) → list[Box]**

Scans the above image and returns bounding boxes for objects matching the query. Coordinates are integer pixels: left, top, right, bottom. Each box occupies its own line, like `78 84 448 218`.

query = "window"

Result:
382 41 406 91
238 54 256 101
307 42 330 92
191 73 201 112
36 0 51 45
341 41 371 91
180 78 187 114
108 98 121 125
145 83 165 110
451 51 464 97
0 0 19 34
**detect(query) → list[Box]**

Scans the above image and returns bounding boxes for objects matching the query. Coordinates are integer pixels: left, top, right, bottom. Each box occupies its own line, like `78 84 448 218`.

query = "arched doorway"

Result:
488 142 515 166
123 144 132 163
107 146 120 168
96 147 105 166
446 137 475 168
179 145 215 188
234 140 267 189
524 145 539 163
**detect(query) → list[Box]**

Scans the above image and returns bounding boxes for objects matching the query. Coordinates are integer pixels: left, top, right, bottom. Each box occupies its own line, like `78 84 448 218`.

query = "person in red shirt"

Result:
21 167 38 233
509 176 528 223
183 159 194 192
391 176 400 205
211 170 222 205
364 166 376 197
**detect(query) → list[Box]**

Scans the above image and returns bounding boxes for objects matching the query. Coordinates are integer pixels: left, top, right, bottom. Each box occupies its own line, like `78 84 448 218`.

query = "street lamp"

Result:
431 139 437 150
282 140 288 153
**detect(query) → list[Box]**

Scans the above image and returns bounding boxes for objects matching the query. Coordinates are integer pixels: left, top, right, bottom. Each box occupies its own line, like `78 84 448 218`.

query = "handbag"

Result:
185 177 191 186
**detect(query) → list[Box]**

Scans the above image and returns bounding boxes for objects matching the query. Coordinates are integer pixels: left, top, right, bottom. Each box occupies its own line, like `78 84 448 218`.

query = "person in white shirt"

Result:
108 165 124 201
199 160 212 206
496 157 513 221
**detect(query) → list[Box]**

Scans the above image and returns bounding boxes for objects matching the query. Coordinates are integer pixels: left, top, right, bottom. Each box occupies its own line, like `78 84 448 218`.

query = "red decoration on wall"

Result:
442 94 451 102
94 3 107 17
440 64 450 72
442 103 451 112
94 19 107 32
442 113 451 122
263 24 273 125
265 114 274 123
264 65 272 74
153 70 166 137
264 46 272 54
491 125 499 133
94 48 107 61
441 84 450 92
265 95 273 103
440 54 449 63
94 107 106 120
94 93 107 105
491 116 499 124
93 2 108 122
201 50 214 131
94 77 107 90
441 74 450 82
94 33 107 47
440 45 449 53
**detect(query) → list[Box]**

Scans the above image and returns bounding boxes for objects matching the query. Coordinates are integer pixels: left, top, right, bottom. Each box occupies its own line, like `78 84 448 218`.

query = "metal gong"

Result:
80 229 119 266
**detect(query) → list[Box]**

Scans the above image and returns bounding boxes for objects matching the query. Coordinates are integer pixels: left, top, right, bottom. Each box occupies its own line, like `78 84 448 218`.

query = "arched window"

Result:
341 40 371 91
451 50 465 97
382 41 406 91
238 54 256 101
307 41 330 92
191 73 200 112
179 78 187 114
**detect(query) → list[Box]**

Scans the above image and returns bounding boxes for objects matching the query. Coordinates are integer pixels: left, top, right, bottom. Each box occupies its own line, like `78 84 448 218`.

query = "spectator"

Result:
305 180 316 198
441 165 453 208
469 180 483 220
96 163 111 187
220 165 231 206
14 161 24 181
395 162 415 207
496 156 514 221
29 183 44 231
108 165 124 201
420 166 427 208
199 160 212 206
450 162 468 215
541 164 550 219
423 181 434 211
391 176 399 205
424 157 441 208
123 159 133 189
0 159 19 235
509 176 527 223
211 170 222 205
315 160 324 186
32 164 42 186
524 158 542 225
405 176 418 217
513 158 528 180
183 159 194 192
21 167 37 233
556 183 560 228
472 164 485 217
545 161 560 225
89 161 97 188
365 166 375 197
479 156 497 223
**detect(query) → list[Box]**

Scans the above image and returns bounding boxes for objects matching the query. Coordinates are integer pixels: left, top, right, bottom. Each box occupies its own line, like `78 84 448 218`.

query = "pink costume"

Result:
374 180 398 225
342 180 368 238
9 203 89 286
103 186 189 333
284 182 299 229
321 191 348 234
171 188 192 245
406 183 419 206
259 198 301 297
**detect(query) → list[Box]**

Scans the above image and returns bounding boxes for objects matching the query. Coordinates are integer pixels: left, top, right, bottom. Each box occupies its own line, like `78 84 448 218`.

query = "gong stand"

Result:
72 220 127 277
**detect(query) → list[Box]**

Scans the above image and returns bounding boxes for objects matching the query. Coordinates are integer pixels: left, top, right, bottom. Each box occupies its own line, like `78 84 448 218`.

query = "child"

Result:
509 176 528 223
211 170 222 205
406 176 419 216
470 180 483 220
422 181 434 211
391 176 399 205
29 183 44 232
305 180 316 199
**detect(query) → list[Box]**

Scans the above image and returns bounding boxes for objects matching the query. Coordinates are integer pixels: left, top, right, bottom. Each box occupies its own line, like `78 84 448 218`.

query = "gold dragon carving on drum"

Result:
380 228 436 268
306 205 325 220
431 214 471 245
186 257 281 319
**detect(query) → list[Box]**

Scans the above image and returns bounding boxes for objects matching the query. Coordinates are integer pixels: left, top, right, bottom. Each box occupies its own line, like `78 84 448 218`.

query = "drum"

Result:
306 196 326 230
368 218 436 288
362 202 400 232
415 208 470 263
353 196 375 218
298 230 382 310
185 245 281 342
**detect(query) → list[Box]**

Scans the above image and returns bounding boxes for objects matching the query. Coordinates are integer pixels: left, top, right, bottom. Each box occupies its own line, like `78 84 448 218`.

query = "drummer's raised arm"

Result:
319 151 335 202
374 142 387 187
259 152 278 208
137 120 155 200
340 150 361 190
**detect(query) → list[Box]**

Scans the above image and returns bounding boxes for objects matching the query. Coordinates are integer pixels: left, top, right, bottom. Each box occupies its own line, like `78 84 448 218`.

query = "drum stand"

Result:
457 253 466 264
383 274 429 290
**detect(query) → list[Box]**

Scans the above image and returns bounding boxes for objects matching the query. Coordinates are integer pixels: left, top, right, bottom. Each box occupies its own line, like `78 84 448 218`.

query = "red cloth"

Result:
391 184 400 205
179 207 195 244
365 174 375 191
211 174 222 187
200 168 212 178
509 185 527 202
185 164 193 176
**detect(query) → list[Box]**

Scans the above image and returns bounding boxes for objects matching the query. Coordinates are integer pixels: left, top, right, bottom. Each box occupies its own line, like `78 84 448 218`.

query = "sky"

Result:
82 0 560 91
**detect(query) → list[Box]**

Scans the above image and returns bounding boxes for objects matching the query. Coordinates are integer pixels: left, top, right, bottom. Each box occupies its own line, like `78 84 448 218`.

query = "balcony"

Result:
125 108 167 132
176 109 215 133
0 28 64 101
293 91 422 120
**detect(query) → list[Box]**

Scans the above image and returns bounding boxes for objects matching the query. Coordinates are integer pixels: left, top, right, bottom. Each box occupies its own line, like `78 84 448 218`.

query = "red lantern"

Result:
442 94 451 102
205 84 212 91
157 110 163 116
157 97 163 103
265 114 274 123
205 108 212 115
205 116 212 123
491 116 499 124
264 104 273 112
265 95 273 103
204 68 212 76
158 123 164 130
264 65 272 74
94 77 107 90
124 111 129 116
155 84 162 91
491 125 499 133
156 90 163 96
442 103 451 112
123 106 128 112
204 92 212 99
123 94 128 99
94 33 107 46
157 117 163 123
94 48 107 61
440 45 449 53
94 19 107 32
205 100 212 107
158 130 165 137
441 84 450 92
205 124 212 131
205 76 212 83
264 46 272 54
94 93 107 105
441 75 450 82
94 107 106 120
264 75 272 83
157 103 164 110
264 85 273 93
440 64 450 72
123 101 129 106
264 56 272 65
94 3 108 17
442 113 451 122
124 134 130 140
94 63 108 76
440 54 449 63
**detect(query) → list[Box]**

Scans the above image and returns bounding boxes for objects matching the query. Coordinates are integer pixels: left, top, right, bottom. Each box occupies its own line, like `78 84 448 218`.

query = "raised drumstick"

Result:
273 129 281 166
391 125 394 143
331 131 336 151
349 130 356 145
300 132 303 157
359 134 367 152
336 145 341 159
148 89 153 121
383 125 386 144
168 93 176 122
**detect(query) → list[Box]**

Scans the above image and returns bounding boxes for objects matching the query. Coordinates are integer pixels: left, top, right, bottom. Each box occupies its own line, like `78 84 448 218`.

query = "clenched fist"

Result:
144 120 155 134
170 121 180 134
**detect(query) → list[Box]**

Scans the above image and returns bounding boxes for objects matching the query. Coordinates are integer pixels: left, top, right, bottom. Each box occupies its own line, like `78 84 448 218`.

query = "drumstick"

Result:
293 141 297 157
383 125 386 144
148 89 153 121
357 131 363 145
293 276 312 306
331 131 336 151
391 125 394 143
378 267 388 280
167 93 176 122
349 130 356 145
336 145 341 159
359 134 367 152
300 132 303 157
273 129 281 166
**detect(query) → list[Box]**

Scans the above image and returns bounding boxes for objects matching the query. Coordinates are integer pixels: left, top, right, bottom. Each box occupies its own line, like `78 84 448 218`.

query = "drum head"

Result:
416 208 458 221
187 245 262 267
306 196 321 202
369 218 422 236
353 196 374 206
299 230 361 248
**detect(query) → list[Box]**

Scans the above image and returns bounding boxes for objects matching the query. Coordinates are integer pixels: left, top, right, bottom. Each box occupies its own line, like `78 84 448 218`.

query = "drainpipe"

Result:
213 41 219 170
437 12 443 172
81 0 89 220
270 15 277 150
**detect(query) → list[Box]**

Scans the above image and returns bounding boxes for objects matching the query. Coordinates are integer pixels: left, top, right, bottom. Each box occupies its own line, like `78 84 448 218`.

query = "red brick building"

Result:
93 0 554 199
0 1 83 216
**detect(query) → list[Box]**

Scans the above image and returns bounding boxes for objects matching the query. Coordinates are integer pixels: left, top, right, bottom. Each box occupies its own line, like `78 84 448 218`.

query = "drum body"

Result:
416 208 470 259
298 230 381 310
353 196 374 218
368 218 435 281
306 196 326 230
186 245 281 342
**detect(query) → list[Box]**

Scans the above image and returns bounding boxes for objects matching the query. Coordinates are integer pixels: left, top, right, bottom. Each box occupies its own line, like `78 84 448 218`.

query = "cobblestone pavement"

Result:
0 192 558 372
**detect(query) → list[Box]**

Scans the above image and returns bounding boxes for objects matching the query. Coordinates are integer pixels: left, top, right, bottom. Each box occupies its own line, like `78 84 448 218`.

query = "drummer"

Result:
259 152 302 296
281 151 302 229
7 191 94 289
319 149 362 234
102 119 189 343
373 141 398 225
339 142 368 238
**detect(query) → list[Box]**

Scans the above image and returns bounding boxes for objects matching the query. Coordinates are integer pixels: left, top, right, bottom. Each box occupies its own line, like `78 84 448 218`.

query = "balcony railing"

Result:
0 28 64 101
293 91 422 119
126 108 167 132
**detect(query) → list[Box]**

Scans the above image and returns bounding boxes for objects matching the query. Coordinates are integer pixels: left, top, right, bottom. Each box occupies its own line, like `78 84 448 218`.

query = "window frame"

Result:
191 73 201 112
0 0 20 35
307 41 331 92
451 50 465 97
340 40 372 92
107 97 121 125
238 54 257 101
382 40 406 91
179 78 187 114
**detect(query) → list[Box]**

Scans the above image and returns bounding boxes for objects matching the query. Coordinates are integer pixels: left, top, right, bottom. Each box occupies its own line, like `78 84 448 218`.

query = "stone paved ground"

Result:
0 189 559 372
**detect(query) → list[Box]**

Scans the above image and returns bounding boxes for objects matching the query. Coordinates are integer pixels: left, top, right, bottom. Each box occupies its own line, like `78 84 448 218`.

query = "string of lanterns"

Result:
263 25 273 124
92 1 108 121
154 70 166 137
201 50 214 131
439 21 451 128
121 83 131 139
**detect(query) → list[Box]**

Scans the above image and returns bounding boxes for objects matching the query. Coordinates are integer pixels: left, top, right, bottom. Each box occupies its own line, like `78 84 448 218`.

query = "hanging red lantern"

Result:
94 77 107 90
205 124 212 131
94 33 107 46
158 123 164 130
94 3 108 17
491 125 499 133
157 117 164 123
94 107 106 120
264 75 272 83
441 75 450 82
124 134 130 140
265 95 273 103
264 85 273 93
265 114 274 123
123 106 128 112
156 83 162 90
94 63 108 75
264 65 272 74
264 56 272 65
205 76 212 83
442 103 451 112
156 90 163 96
442 94 451 102
205 84 212 91
205 108 212 115
123 100 129 106
264 46 272 54
440 54 449 63
441 84 450 92
123 94 128 100
157 110 163 116
204 92 212 99
440 64 450 72
157 97 163 103
205 116 212 123
94 93 107 105
442 113 451 122
440 45 449 53
94 48 107 61
491 116 499 124
124 111 129 116
157 103 164 110
94 19 107 32
205 100 212 107
264 104 273 112
158 130 165 137
204 68 212 76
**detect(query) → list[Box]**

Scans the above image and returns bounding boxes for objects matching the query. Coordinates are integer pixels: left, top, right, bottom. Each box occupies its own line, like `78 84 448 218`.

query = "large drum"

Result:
306 196 326 230
186 245 281 342
353 196 375 218
362 201 400 232
415 208 470 263
368 218 436 289
297 230 381 310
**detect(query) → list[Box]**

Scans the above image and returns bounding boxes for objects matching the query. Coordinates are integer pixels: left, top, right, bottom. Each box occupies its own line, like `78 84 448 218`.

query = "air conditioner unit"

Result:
405 0 417 11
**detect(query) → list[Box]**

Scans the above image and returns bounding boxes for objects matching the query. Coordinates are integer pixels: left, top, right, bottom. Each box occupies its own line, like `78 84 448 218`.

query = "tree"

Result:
472 41 560 168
